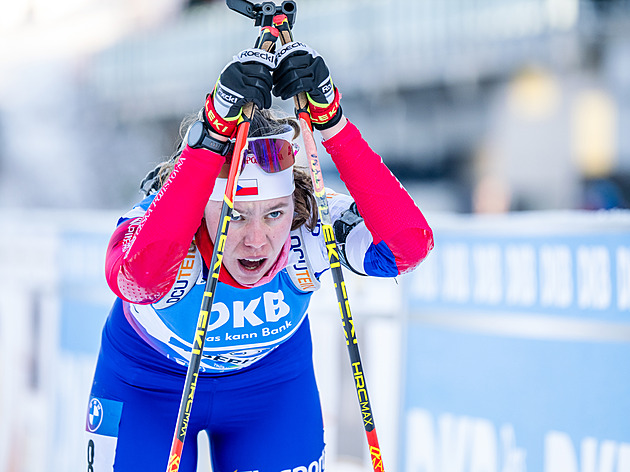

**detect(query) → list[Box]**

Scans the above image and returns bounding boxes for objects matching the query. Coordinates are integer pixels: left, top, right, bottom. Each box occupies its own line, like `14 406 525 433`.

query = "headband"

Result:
209 126 296 202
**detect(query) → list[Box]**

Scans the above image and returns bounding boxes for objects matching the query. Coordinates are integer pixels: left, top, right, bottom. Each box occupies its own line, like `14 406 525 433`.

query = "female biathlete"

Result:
85 41 434 472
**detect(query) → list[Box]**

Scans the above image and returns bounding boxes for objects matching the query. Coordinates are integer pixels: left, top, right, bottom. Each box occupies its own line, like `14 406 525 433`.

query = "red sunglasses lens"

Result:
218 138 295 178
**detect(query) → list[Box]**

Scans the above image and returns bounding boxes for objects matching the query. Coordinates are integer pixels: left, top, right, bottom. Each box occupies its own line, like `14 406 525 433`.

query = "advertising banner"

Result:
401 212 630 472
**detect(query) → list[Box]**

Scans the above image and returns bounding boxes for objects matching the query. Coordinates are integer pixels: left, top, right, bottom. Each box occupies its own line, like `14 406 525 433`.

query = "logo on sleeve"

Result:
153 243 202 309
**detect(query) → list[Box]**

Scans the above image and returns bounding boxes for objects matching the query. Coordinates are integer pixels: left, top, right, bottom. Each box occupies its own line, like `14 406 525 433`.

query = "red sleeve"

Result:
322 121 434 274
105 145 224 304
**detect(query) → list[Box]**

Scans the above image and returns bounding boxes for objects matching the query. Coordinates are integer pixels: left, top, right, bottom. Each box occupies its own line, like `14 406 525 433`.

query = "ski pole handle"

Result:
224 25 279 197
273 16 311 126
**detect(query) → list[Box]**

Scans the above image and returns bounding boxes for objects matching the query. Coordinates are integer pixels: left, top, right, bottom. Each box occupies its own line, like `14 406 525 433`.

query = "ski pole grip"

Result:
240 25 279 122
273 15 311 119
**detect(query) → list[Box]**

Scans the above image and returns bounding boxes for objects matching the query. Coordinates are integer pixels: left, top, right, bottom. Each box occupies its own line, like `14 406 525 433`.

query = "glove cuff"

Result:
204 93 239 138
309 88 343 131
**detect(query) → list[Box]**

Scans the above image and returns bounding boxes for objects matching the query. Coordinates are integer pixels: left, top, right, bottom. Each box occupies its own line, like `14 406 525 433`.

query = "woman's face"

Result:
204 196 294 285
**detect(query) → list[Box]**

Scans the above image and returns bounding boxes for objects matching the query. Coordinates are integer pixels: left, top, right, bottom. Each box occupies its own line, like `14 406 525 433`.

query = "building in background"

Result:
1 0 629 213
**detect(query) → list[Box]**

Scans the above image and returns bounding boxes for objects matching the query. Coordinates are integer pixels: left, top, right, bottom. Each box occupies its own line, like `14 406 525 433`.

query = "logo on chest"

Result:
208 290 290 331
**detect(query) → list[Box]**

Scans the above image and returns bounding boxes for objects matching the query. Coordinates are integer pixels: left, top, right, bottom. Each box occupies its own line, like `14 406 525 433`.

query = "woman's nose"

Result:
242 220 267 248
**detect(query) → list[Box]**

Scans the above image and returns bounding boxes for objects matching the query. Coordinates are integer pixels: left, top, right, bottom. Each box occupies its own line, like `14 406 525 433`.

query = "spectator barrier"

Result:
1 209 628 472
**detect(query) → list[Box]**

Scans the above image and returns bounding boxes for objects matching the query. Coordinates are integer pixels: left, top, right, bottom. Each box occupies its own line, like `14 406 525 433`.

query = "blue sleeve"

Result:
363 240 398 277
116 194 156 226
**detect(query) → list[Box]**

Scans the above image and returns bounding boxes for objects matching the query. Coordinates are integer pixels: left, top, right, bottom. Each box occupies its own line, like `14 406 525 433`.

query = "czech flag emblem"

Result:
235 179 258 196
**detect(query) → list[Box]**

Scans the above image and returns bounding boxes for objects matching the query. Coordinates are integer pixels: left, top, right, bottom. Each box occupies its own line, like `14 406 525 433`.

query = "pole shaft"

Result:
275 16 385 472
166 26 278 472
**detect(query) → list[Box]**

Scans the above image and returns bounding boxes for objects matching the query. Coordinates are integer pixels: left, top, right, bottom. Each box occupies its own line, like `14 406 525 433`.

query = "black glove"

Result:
273 42 343 130
205 48 275 138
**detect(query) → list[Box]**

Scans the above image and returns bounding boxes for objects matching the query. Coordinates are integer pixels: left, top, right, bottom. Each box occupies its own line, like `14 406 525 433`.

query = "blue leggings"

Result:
86 304 325 472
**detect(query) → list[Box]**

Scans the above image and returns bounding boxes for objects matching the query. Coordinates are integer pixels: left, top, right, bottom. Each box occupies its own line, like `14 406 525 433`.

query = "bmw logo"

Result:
87 398 104 432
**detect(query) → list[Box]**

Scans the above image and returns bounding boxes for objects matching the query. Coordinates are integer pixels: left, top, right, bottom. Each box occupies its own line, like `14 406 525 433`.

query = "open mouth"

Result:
238 258 266 271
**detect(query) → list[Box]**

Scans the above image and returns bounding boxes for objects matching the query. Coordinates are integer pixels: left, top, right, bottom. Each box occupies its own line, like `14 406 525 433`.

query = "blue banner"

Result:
58 229 113 355
406 231 630 322
400 212 630 472
401 323 630 472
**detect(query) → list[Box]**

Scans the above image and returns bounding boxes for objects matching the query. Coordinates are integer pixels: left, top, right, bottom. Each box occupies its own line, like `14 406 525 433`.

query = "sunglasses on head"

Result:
218 136 297 179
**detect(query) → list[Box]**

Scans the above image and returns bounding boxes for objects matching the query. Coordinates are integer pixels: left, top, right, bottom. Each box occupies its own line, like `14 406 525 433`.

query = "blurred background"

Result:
1 0 629 471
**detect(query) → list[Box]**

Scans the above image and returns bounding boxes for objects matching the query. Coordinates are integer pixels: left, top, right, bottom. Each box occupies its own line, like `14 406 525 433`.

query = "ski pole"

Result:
165 24 279 472
273 15 386 472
